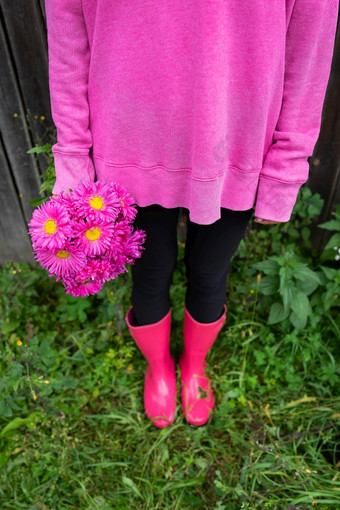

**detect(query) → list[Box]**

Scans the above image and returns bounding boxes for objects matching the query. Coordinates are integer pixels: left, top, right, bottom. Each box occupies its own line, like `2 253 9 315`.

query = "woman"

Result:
46 0 338 428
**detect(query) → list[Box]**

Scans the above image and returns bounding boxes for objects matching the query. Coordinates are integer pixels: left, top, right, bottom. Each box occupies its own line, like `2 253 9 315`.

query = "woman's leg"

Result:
131 204 180 325
179 206 253 425
183 207 253 323
127 204 180 428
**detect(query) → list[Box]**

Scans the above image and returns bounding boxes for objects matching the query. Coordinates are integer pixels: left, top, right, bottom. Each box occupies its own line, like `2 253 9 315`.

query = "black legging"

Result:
131 204 253 325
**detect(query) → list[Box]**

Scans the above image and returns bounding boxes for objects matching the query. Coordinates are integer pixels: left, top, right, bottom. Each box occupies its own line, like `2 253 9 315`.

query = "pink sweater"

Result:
45 0 338 224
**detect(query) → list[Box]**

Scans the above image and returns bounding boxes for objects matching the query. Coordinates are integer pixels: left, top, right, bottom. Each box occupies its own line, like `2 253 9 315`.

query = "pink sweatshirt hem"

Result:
93 155 259 224
92 154 303 224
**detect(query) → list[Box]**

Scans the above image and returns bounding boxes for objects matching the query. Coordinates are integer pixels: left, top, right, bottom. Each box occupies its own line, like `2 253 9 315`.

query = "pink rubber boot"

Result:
179 304 227 426
125 306 177 428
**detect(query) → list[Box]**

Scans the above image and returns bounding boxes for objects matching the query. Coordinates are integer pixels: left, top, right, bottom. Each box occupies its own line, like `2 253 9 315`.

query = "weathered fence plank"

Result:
0 12 41 227
0 134 34 264
2 0 53 150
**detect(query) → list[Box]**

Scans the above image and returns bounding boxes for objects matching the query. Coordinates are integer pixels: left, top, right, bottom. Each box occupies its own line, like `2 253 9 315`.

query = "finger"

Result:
254 217 278 224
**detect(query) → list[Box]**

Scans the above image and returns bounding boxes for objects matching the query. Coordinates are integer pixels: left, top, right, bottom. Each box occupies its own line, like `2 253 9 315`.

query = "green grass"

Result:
0 190 339 509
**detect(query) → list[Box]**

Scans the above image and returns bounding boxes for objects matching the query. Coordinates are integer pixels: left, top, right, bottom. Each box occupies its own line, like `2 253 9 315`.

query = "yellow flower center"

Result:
85 227 101 241
44 219 57 235
56 249 70 259
89 196 104 210
120 198 125 207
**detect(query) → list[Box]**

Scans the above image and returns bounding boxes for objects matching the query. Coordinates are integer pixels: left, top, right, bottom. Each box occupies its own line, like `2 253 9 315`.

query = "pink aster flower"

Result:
106 220 130 263
71 180 121 223
58 261 126 294
34 239 87 277
73 218 115 257
51 191 78 220
74 258 116 285
64 279 104 297
28 179 146 298
28 200 73 250
109 262 128 279
109 182 138 222
123 229 147 263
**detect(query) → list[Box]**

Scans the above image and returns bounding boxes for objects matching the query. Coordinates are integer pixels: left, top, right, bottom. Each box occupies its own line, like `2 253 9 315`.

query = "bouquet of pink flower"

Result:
27 180 146 297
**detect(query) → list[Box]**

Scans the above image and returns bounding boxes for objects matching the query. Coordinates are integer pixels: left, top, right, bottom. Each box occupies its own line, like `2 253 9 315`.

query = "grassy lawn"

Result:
0 188 339 509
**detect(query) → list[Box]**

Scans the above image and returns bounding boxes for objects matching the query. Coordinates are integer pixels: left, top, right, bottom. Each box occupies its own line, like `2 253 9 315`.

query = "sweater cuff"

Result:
253 175 305 223
51 145 95 195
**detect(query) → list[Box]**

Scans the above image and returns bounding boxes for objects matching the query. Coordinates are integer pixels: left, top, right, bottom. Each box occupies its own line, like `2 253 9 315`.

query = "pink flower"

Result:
51 191 79 222
108 262 127 279
106 220 130 263
63 279 104 297
34 240 87 276
73 218 115 257
71 181 121 222
109 182 138 222
73 258 116 285
28 200 73 250
123 229 147 263
28 179 146 297
51 190 73 208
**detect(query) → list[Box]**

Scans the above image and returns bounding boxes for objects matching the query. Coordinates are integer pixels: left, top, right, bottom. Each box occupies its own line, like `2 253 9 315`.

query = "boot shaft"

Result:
125 306 172 362
182 304 227 367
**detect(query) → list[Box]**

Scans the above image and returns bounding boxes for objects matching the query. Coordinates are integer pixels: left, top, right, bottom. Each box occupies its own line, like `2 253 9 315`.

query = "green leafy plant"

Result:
251 249 321 330
26 143 56 206
229 187 339 335
318 202 340 262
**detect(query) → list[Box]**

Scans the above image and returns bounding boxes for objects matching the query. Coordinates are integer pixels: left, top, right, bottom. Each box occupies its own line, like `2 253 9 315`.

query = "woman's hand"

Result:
252 206 280 224
253 217 279 225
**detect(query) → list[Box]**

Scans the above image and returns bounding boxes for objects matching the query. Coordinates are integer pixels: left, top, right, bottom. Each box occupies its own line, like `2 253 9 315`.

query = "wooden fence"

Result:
0 0 339 265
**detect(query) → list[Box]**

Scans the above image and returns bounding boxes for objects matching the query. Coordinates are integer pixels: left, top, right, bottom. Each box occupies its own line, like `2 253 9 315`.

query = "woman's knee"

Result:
187 264 229 293
132 251 177 294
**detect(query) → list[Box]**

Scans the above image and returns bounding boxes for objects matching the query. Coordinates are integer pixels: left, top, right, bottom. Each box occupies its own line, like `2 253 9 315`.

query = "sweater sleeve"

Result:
45 0 95 195
254 0 339 222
